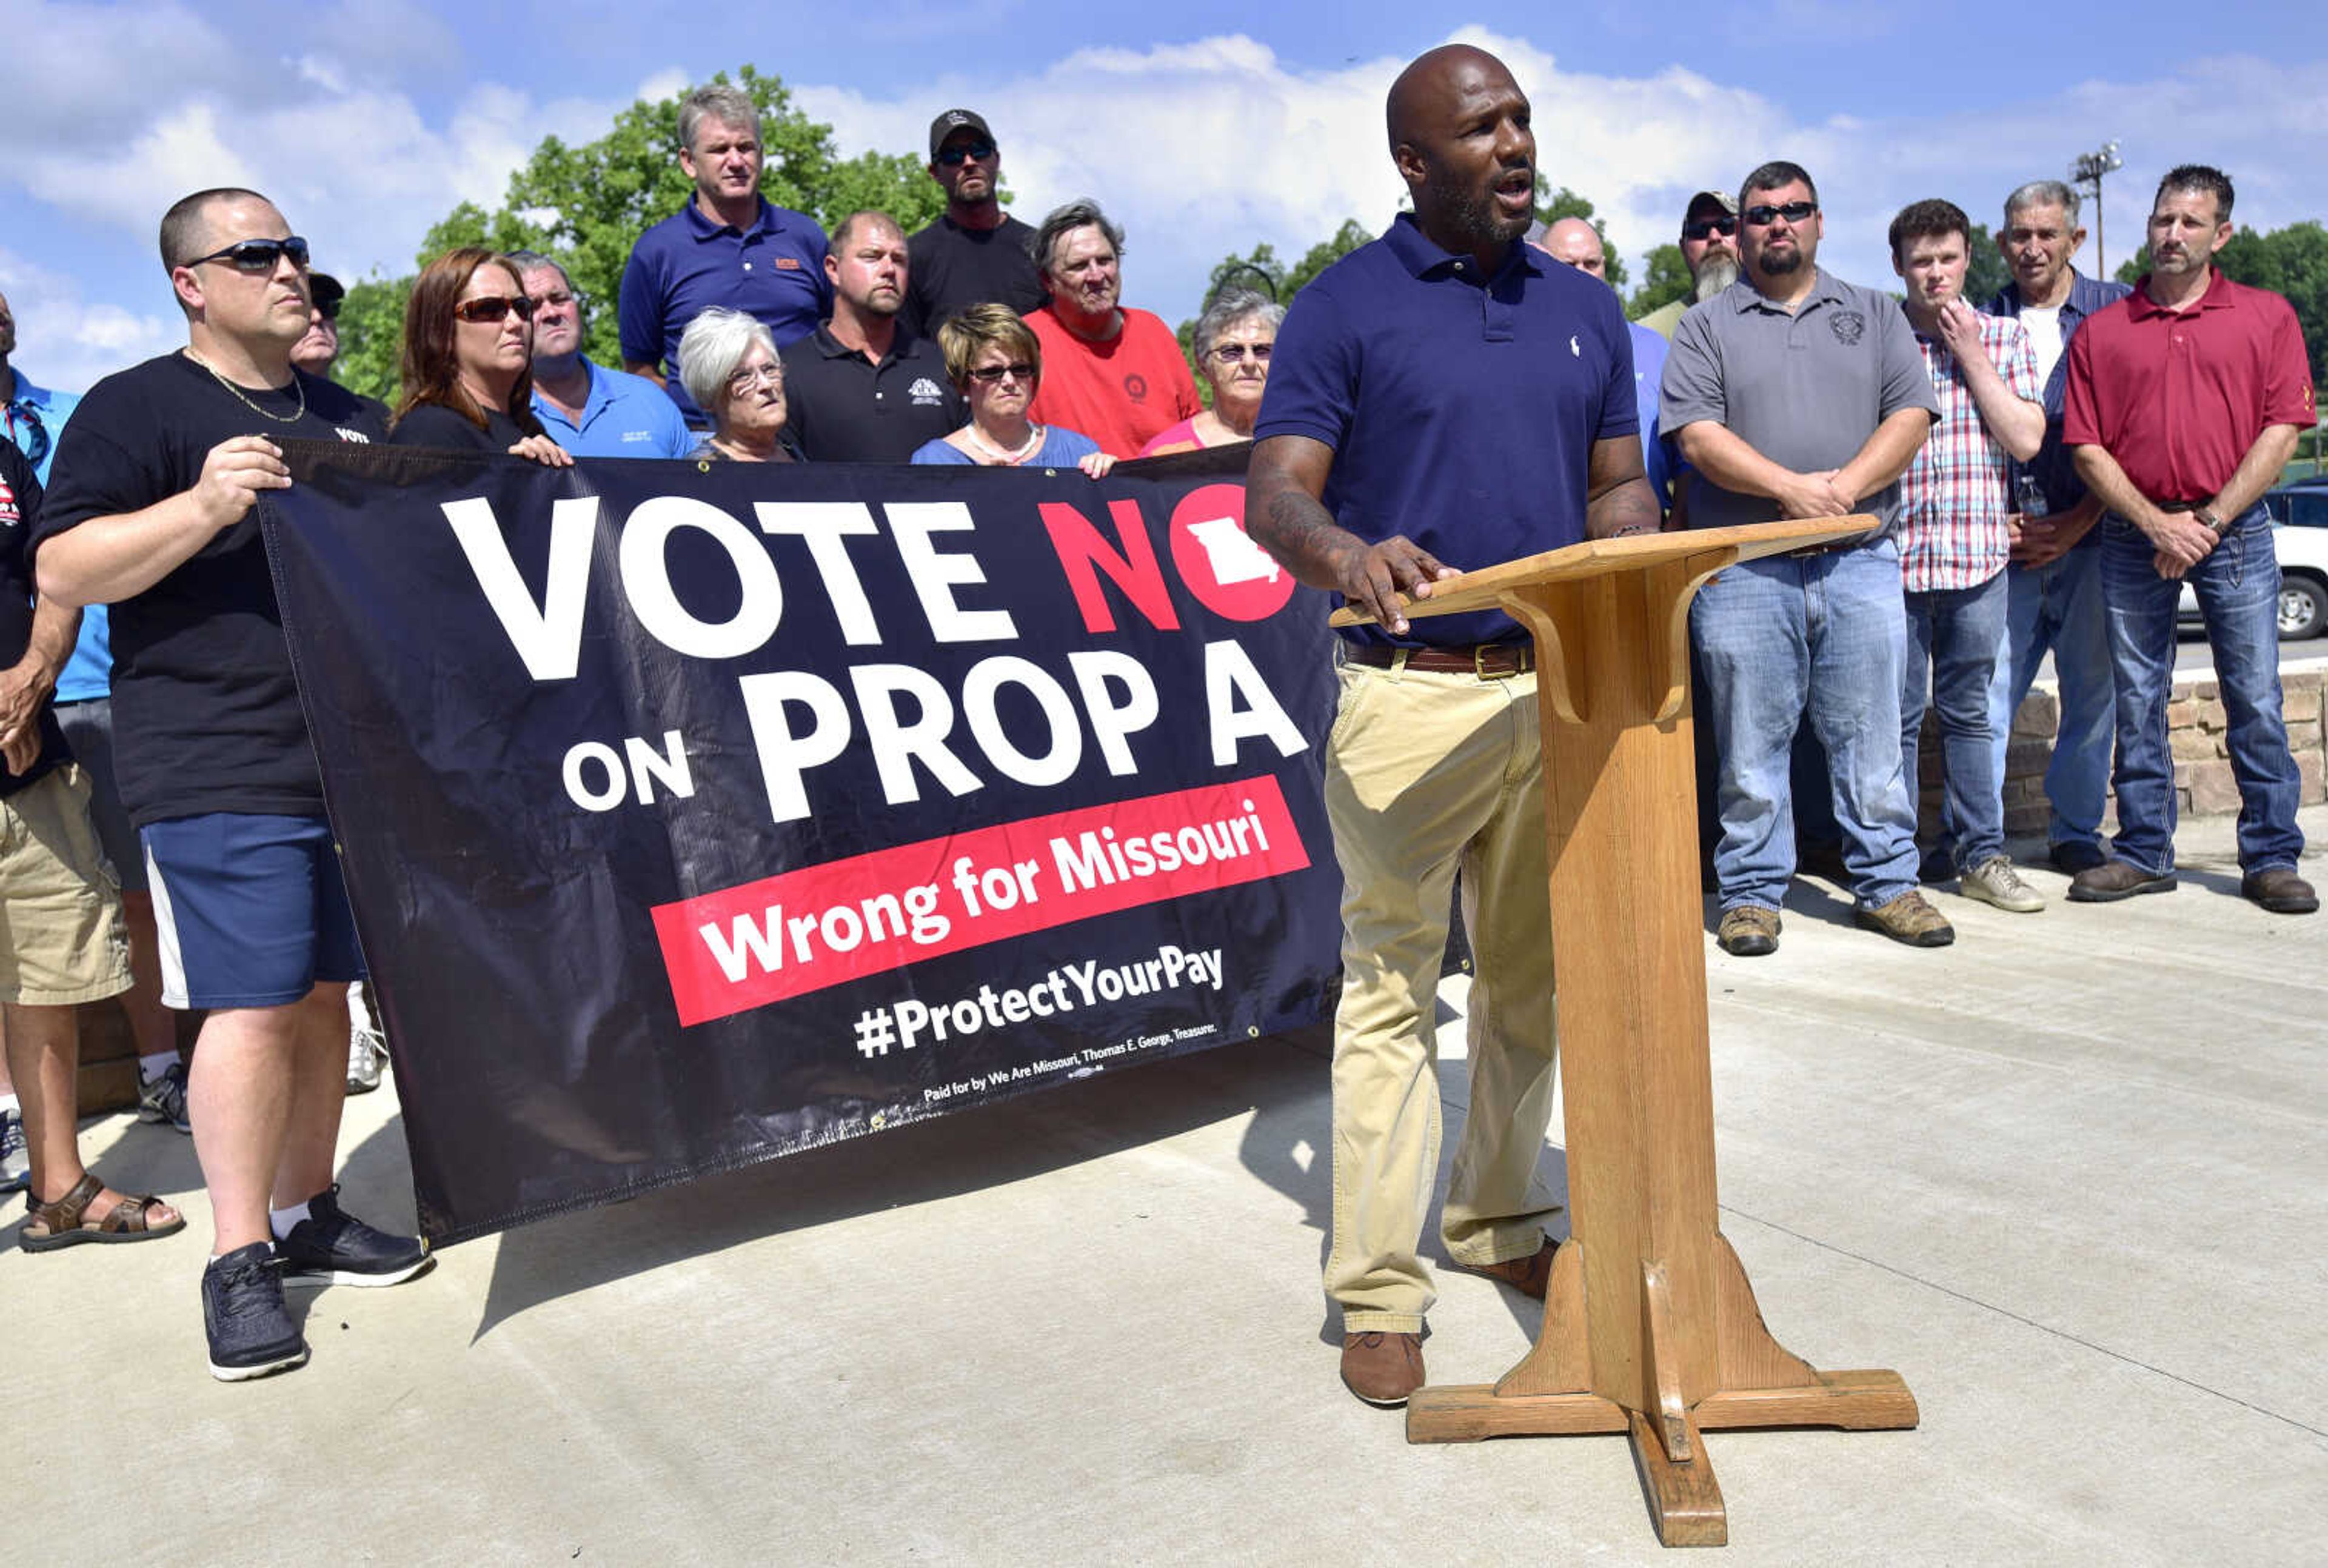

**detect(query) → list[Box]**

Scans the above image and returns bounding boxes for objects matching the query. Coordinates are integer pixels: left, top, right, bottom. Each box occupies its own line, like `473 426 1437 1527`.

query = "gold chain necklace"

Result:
183 348 306 424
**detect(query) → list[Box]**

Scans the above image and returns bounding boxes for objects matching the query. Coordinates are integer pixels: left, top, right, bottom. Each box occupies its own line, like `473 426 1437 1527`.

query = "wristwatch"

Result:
2195 506 2225 533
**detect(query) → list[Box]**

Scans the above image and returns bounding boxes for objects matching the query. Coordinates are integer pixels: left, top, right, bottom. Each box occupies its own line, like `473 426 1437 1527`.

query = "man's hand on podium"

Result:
1333 536 1461 636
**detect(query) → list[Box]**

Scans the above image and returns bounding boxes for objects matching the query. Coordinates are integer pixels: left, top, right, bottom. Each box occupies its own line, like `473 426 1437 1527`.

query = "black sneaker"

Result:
276 1186 432 1288
202 1243 309 1382
138 1063 192 1135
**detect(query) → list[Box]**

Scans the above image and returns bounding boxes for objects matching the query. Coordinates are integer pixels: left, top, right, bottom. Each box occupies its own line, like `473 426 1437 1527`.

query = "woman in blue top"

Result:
911 304 1114 476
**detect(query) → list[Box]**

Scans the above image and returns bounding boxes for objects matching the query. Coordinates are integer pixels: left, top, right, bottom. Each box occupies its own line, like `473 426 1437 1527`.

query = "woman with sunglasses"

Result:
1138 288 1282 456
911 304 1112 475
388 247 570 466
675 308 802 464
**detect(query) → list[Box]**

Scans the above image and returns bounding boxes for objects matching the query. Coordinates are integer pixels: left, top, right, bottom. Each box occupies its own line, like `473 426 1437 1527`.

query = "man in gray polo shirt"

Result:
1661 161 1946 955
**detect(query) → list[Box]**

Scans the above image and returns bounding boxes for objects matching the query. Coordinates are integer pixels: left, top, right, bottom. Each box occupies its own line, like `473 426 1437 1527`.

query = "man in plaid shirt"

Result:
1889 200 2047 912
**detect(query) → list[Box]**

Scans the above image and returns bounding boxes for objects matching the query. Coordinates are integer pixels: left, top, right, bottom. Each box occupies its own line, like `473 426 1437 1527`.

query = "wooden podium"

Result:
1332 518 1917 1548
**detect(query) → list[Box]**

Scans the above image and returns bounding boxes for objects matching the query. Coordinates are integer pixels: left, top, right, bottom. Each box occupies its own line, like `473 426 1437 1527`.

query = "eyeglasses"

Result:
1741 201 1819 228
453 295 537 324
936 141 997 167
968 361 1037 384
1210 343 1272 364
728 362 782 393
1682 215 1739 241
180 236 311 273
315 300 340 322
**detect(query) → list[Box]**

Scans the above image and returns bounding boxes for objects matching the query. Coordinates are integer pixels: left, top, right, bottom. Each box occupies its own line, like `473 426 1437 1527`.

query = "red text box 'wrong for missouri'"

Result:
651 776 1309 1026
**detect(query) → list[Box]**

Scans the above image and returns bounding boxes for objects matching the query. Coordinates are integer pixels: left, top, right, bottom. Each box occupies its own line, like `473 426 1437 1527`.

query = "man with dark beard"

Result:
1660 161 1945 958
1247 42 1656 1409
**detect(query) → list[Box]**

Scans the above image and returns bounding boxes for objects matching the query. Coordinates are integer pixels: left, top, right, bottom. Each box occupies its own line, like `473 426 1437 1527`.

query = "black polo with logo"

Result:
778 325 967 464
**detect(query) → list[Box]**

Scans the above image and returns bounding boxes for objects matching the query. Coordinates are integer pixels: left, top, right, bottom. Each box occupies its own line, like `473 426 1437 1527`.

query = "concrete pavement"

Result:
8 808 2326 1564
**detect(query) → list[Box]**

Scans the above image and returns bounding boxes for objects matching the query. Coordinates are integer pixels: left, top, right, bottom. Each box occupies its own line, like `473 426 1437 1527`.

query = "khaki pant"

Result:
1322 658 1561 1332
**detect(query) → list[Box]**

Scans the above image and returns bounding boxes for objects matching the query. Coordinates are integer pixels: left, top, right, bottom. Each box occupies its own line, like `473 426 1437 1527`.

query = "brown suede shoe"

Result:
2241 867 2320 915
1856 889 1955 947
1453 1233 1557 1299
1340 1331 1425 1407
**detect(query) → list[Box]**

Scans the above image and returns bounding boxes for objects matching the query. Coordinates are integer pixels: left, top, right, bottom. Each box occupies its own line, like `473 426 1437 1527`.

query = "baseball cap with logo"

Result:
928 109 994 162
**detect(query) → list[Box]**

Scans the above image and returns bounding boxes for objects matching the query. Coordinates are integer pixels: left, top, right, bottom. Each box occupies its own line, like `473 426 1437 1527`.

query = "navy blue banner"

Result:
263 443 1342 1244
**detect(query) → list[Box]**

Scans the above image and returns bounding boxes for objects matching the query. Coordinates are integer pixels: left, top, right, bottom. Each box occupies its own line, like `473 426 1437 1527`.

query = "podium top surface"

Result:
1327 515 1877 627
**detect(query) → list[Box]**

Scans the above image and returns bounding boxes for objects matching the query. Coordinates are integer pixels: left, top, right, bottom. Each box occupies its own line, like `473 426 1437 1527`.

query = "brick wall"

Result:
1920 658 2328 836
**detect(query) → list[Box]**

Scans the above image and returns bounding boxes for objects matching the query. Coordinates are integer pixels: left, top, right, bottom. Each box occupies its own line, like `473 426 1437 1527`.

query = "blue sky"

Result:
4 1 2324 390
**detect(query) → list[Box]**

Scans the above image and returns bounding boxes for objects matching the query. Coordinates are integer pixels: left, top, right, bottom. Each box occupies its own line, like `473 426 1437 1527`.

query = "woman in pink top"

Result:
1139 288 1282 456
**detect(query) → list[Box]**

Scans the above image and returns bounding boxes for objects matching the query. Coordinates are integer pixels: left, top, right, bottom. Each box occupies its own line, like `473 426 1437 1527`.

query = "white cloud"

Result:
0 248 178 393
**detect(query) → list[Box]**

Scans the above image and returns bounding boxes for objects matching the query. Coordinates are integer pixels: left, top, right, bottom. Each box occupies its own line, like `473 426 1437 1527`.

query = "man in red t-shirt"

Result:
2062 163 2318 915
1022 199 1199 458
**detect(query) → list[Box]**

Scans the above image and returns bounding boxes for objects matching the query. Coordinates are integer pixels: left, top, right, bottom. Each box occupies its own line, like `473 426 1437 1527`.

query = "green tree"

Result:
329 67 943 403
1180 219 1373 402
1962 222 2013 309
1533 184 1628 291
1627 242 1691 319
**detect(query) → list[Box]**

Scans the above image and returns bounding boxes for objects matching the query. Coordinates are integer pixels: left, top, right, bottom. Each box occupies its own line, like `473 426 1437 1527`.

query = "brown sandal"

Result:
21 1172 186 1252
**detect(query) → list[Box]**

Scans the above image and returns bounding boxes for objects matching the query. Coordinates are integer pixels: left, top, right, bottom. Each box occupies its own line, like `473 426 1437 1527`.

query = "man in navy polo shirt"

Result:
2063 164 2316 915
1248 43 1656 1410
518 253 692 459
618 82 832 428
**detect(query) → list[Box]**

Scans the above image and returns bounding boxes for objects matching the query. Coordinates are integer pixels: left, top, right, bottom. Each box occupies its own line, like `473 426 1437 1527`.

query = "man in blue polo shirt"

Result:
618 83 832 428
517 253 692 459
1248 43 1656 1410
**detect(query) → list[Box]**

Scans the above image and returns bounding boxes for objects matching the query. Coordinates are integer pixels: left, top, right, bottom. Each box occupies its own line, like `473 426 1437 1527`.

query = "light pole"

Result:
2071 140 2125 275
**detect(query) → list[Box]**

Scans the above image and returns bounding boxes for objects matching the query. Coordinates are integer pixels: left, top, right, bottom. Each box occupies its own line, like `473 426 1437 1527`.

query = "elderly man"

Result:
1248 44 1655 1408
1534 216 1672 514
35 188 430 1381
515 252 692 459
1887 199 2046 913
1979 181 2131 875
2064 164 2316 915
1662 161 1946 956
903 110 1046 338
781 212 965 462
1635 190 1742 339
618 83 832 427
1022 200 1200 458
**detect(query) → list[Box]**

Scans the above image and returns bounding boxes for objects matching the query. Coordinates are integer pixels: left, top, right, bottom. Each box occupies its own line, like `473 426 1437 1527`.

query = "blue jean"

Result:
1989 547 2115 851
1691 539 1920 911
2097 507 2304 875
1903 572 2009 870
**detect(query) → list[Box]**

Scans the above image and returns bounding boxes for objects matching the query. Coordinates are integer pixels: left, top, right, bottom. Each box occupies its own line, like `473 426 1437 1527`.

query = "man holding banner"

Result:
33 188 429 1383
1247 44 1657 1408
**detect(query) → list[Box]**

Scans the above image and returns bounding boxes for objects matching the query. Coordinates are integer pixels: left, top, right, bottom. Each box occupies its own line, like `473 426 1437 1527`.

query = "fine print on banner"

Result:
264 444 1345 1244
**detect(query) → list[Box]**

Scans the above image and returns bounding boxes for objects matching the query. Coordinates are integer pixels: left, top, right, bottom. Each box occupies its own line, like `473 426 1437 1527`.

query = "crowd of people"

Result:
0 56 2314 1406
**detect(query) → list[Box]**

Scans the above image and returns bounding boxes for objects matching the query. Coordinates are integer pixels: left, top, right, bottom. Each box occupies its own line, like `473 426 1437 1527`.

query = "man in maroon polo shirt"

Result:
2061 164 2317 915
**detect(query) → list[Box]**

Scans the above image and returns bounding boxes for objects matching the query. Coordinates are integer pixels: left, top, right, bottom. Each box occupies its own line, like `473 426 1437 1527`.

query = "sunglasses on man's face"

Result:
453 295 537 324
968 361 1037 383
937 141 997 167
1682 215 1739 241
182 236 312 273
1742 201 1819 228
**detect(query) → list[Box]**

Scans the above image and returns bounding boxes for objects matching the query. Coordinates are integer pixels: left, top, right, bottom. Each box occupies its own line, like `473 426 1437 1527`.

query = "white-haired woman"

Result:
1137 287 1282 456
677 307 801 462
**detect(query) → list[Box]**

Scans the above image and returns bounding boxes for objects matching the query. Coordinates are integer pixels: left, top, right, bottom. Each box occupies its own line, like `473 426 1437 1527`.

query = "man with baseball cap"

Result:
1635 190 1741 339
903 110 1046 338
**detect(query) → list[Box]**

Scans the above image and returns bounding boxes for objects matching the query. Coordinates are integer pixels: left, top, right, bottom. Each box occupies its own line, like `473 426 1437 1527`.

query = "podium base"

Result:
1405 1236 1917 1547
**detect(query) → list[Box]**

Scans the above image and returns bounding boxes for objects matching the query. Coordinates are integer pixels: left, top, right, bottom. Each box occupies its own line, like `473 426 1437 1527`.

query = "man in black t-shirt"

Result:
0 441 156 1250
34 187 429 1383
781 211 967 462
902 109 1048 338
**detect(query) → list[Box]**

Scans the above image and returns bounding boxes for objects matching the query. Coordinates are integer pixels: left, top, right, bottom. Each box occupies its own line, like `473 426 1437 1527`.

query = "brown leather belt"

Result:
1788 538 1863 558
1343 642 1533 678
